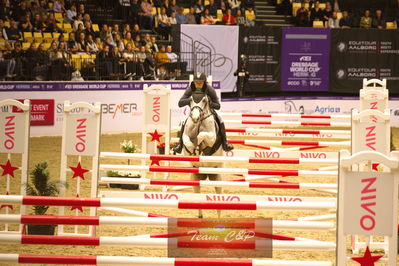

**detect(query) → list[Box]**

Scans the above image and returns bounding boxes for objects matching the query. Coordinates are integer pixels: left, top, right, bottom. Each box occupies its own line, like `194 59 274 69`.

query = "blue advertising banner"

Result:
280 27 330 91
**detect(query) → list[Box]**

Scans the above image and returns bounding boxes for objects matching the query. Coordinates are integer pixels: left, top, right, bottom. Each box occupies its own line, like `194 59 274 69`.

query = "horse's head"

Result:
189 95 208 123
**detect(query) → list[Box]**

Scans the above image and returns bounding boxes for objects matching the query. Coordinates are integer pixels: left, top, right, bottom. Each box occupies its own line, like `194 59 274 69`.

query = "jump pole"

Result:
58 101 101 237
0 254 333 265
0 195 336 211
220 112 350 120
0 214 335 231
0 99 30 234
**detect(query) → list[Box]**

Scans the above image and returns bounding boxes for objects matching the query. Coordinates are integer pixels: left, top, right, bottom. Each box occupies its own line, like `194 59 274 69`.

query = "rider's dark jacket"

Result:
178 82 221 110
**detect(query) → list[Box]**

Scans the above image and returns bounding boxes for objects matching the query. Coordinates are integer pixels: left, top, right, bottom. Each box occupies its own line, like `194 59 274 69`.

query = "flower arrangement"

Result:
107 170 141 190
120 140 139 153
157 142 166 154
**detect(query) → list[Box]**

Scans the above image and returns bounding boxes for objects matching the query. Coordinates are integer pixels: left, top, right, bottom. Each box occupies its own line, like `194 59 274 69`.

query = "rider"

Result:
173 72 234 153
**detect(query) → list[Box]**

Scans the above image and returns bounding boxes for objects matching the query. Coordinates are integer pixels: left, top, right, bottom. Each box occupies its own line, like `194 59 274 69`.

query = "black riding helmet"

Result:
190 72 208 93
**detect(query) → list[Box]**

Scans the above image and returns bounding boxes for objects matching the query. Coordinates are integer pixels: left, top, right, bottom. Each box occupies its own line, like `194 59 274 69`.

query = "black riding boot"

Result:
173 122 185 154
219 122 234 151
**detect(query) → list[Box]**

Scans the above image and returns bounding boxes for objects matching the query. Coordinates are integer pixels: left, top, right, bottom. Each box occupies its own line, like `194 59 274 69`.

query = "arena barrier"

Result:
0 99 30 234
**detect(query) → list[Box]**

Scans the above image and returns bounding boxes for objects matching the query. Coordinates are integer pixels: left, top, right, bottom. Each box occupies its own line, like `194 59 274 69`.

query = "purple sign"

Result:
281 27 330 91
0 81 221 92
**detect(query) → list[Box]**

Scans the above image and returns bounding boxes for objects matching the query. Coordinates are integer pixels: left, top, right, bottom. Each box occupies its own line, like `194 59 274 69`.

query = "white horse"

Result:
182 93 223 218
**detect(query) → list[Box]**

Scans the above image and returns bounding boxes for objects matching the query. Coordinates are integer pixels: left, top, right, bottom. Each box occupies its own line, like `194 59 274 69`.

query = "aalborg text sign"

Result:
343 172 394 236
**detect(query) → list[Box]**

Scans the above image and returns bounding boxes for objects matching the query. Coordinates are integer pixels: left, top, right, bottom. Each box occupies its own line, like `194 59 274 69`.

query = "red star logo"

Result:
69 162 90 180
0 160 19 177
0 191 13 210
70 194 84 212
148 130 163 143
351 247 383 266
151 158 161 166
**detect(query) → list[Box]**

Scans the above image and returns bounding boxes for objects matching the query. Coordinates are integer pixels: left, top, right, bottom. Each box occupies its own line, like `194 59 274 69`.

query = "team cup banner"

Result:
281 27 331 92
167 218 272 258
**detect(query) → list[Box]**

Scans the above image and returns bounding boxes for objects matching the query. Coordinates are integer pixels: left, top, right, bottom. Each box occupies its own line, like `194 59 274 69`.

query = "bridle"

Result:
189 98 212 124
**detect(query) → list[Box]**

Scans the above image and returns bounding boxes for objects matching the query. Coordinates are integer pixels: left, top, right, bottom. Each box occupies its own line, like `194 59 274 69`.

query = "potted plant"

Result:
107 170 141 190
157 142 166 154
120 140 139 165
25 162 64 235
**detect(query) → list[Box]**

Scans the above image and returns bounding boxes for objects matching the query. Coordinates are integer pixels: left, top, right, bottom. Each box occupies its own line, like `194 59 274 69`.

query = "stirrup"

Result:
223 142 234 152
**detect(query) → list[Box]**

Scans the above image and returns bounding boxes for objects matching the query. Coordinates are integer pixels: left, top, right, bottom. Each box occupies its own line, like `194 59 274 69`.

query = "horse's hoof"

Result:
198 214 203 219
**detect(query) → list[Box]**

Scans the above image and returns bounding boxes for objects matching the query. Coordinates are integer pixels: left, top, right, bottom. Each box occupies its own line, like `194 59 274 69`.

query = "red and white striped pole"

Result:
0 195 336 211
99 165 338 177
224 120 350 127
99 178 337 190
0 254 333 265
0 234 336 250
221 112 350 120
100 152 338 165
225 128 350 135
0 214 335 230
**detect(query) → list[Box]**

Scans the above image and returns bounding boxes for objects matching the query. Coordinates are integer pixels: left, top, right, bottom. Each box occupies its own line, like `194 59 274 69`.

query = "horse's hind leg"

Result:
192 173 203 218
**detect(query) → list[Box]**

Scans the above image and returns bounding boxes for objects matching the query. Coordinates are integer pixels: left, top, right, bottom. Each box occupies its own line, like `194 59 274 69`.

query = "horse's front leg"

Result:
197 132 216 148
182 134 195 154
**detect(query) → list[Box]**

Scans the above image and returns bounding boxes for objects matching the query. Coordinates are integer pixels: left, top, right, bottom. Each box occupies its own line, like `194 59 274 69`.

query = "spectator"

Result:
360 9 372 28
130 0 141 25
73 13 84 31
95 37 103 51
193 0 205 24
329 0 340 12
9 42 25 78
0 0 10 21
372 10 385 29
78 3 85 15
240 0 255 11
123 31 135 48
155 45 169 65
105 36 115 50
77 32 87 52
123 24 132 38
140 0 154 29
170 11 177 25
48 41 59 60
87 34 99 53
0 49 16 78
122 42 137 77
67 32 79 53
150 36 159 53
201 8 216 24
112 24 121 37
169 0 180 16
176 7 186 24
83 14 92 24
220 0 228 14
223 9 236 25
339 10 351 28
114 33 125 52
66 3 77 24
134 34 143 49
144 45 156 78
184 7 196 24
228 0 240 15
19 13 33 32
84 22 96 39
53 0 65 14
277 0 292 16
0 19 7 40
30 2 41 18
322 2 332 22
12 1 29 21
25 42 39 79
100 24 108 40
310 1 324 23
33 13 45 32
0 29 6 49
36 0 47 17
111 45 123 75
33 42 49 80
97 45 113 79
245 7 255 26
206 0 218 17
235 9 245 26
132 24 140 39
161 0 170 15
157 7 171 39
143 33 152 46
137 45 147 78
75 23 85 37
296 2 309 27
6 20 21 41
328 11 340 28
166 45 178 62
